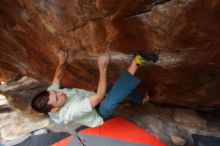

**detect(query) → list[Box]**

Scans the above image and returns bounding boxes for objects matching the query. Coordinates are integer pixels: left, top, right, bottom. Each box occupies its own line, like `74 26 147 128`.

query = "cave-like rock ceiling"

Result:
0 0 220 110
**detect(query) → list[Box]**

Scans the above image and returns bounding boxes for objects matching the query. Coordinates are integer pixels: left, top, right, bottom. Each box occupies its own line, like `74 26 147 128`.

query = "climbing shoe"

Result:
134 52 159 66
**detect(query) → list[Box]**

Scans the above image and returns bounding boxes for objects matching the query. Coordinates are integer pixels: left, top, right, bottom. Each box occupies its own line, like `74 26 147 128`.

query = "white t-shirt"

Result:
47 84 103 127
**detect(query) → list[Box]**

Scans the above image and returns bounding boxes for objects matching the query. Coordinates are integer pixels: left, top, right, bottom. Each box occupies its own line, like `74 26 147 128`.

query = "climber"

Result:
31 50 157 127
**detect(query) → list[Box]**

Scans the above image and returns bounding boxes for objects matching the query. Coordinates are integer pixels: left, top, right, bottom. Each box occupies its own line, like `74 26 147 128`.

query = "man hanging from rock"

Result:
31 50 158 127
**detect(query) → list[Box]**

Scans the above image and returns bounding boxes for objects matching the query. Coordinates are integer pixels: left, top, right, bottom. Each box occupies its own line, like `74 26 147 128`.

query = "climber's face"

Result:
48 91 67 111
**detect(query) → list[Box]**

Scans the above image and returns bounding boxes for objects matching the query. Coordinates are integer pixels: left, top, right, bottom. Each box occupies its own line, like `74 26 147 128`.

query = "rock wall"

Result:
0 0 220 109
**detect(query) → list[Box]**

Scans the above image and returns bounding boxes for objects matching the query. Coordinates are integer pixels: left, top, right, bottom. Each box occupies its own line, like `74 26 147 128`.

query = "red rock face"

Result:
0 0 220 109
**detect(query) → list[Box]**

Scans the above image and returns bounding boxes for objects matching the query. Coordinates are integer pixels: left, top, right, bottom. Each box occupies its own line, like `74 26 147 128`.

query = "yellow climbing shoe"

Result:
134 54 148 66
134 52 159 66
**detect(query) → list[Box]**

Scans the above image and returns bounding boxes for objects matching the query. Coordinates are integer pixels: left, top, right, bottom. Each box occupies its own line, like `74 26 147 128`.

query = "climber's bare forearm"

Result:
88 54 109 108
89 70 107 108
52 50 68 85
52 64 65 85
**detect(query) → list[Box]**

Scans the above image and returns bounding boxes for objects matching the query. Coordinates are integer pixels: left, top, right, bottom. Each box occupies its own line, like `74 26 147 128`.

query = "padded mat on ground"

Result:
52 117 166 146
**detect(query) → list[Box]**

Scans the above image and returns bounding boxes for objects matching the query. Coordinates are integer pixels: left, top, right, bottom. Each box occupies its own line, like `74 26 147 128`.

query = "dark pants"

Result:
97 70 143 119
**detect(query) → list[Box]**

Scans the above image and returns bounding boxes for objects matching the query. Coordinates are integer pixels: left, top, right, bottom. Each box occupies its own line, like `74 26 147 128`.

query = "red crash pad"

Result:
52 117 166 146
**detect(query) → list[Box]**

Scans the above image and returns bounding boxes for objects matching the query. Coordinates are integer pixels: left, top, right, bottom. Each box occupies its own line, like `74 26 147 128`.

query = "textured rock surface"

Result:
0 76 48 111
0 0 220 109
174 109 206 128
170 135 186 146
0 110 49 140
115 101 220 146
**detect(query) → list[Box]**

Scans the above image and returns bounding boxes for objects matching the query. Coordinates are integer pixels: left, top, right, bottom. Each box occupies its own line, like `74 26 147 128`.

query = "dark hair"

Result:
31 90 53 114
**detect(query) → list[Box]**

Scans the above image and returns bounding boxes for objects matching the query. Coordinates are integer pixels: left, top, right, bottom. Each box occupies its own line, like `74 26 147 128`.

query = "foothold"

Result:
144 52 159 63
